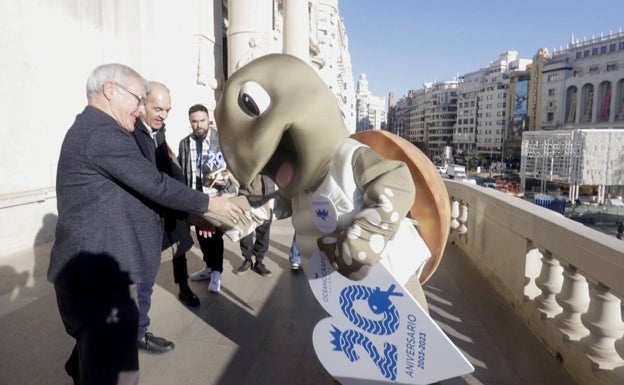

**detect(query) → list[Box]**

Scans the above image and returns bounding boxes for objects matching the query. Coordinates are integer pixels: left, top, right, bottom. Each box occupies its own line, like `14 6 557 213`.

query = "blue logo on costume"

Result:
315 208 329 221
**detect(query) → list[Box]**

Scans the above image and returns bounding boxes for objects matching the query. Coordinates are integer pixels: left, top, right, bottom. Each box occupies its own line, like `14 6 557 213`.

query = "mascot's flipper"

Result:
351 130 450 284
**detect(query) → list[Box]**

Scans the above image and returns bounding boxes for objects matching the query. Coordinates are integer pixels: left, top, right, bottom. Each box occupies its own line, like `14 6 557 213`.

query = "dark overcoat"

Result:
48 106 208 284
132 121 194 255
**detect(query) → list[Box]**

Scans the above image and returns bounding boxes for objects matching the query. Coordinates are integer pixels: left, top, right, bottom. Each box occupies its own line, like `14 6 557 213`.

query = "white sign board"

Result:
307 250 474 384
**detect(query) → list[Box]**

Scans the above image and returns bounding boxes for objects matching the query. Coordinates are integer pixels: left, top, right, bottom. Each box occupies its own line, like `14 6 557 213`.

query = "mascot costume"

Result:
206 54 473 384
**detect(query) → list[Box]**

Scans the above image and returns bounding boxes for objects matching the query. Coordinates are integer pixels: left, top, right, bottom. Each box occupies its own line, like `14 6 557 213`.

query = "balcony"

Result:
445 179 624 385
0 181 622 384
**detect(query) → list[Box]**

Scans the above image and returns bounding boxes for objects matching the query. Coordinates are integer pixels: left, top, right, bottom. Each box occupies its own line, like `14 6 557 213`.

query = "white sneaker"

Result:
208 271 221 293
189 267 212 281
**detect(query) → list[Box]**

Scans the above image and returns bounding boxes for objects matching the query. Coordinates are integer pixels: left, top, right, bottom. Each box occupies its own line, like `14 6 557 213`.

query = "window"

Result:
547 112 554 122
607 63 617 71
610 43 617 52
619 42 624 50
318 32 326 44
592 47 598 55
576 51 582 59
547 74 558 82
589 66 599 74
601 46 607 54
574 69 583 77
584 50 590 57
548 88 556 96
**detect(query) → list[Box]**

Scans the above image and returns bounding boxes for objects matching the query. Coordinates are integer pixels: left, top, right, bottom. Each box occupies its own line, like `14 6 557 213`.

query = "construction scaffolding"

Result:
520 129 624 203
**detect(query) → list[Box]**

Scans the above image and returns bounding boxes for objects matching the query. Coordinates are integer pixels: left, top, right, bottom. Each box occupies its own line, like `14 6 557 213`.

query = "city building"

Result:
355 73 387 131
539 31 624 131
314 0 357 132
395 51 530 166
526 48 551 132
455 70 483 159
386 91 407 138
424 80 458 162
401 81 458 162
521 129 624 201
405 88 426 148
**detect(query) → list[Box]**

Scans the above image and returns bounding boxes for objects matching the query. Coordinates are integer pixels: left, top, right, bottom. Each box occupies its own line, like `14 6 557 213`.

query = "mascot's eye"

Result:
238 81 271 117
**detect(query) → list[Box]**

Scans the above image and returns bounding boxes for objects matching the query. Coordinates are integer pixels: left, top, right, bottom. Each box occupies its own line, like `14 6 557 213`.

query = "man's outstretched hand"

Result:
207 193 243 223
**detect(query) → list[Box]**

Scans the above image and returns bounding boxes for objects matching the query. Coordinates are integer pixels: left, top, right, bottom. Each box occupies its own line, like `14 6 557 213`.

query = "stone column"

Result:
283 0 309 61
227 0 274 76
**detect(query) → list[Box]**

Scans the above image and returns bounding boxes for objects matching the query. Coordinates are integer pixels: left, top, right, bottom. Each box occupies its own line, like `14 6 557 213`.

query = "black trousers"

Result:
163 216 194 284
195 227 225 272
239 219 272 262
54 253 139 385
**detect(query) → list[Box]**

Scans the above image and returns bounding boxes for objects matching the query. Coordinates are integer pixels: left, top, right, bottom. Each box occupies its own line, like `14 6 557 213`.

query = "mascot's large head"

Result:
215 54 349 199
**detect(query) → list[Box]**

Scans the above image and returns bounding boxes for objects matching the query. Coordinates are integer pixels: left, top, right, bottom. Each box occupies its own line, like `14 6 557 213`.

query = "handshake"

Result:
188 194 271 241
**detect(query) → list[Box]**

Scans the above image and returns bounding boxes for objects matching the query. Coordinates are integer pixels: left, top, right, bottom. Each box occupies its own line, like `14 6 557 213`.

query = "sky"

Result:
339 0 624 100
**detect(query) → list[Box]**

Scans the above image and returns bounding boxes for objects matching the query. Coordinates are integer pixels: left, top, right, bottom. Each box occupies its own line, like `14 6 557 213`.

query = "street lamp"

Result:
489 145 493 178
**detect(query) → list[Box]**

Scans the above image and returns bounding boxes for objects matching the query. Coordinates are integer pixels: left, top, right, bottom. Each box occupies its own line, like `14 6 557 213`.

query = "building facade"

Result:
424 80 458 162
355 73 387 131
540 31 624 131
314 0 357 132
0 0 355 256
521 129 624 201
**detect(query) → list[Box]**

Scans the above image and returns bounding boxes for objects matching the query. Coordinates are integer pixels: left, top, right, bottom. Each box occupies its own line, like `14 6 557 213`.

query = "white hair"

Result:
85 63 149 100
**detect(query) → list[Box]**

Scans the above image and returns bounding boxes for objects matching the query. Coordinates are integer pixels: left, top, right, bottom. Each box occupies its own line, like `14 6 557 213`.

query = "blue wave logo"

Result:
339 284 402 335
329 324 398 380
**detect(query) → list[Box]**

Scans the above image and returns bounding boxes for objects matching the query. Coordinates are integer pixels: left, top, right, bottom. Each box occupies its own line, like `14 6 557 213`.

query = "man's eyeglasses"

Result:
115 82 145 106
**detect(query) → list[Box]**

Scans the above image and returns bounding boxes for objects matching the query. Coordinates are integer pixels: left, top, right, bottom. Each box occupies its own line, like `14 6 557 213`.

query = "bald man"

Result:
131 81 198 354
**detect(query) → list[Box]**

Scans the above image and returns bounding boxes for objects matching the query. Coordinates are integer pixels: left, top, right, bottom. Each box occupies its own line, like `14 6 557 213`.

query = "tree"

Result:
463 151 484 171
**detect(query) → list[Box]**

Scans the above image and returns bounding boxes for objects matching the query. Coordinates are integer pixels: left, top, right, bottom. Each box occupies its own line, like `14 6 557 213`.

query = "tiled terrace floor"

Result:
0 219 578 385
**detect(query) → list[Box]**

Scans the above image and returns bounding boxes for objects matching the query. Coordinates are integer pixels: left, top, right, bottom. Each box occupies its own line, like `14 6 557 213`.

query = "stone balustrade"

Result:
445 180 624 385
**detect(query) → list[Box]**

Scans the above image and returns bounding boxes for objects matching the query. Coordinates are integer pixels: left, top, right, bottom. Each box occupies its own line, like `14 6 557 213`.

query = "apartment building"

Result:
355 73 387 131
393 51 531 164
455 70 483 156
540 31 624 130
406 88 427 149
315 0 357 132
425 80 458 161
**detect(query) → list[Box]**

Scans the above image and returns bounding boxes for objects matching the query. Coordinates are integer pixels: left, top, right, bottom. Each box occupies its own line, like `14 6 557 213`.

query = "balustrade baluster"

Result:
457 202 468 234
580 282 624 369
554 263 590 341
450 199 460 229
534 250 563 318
